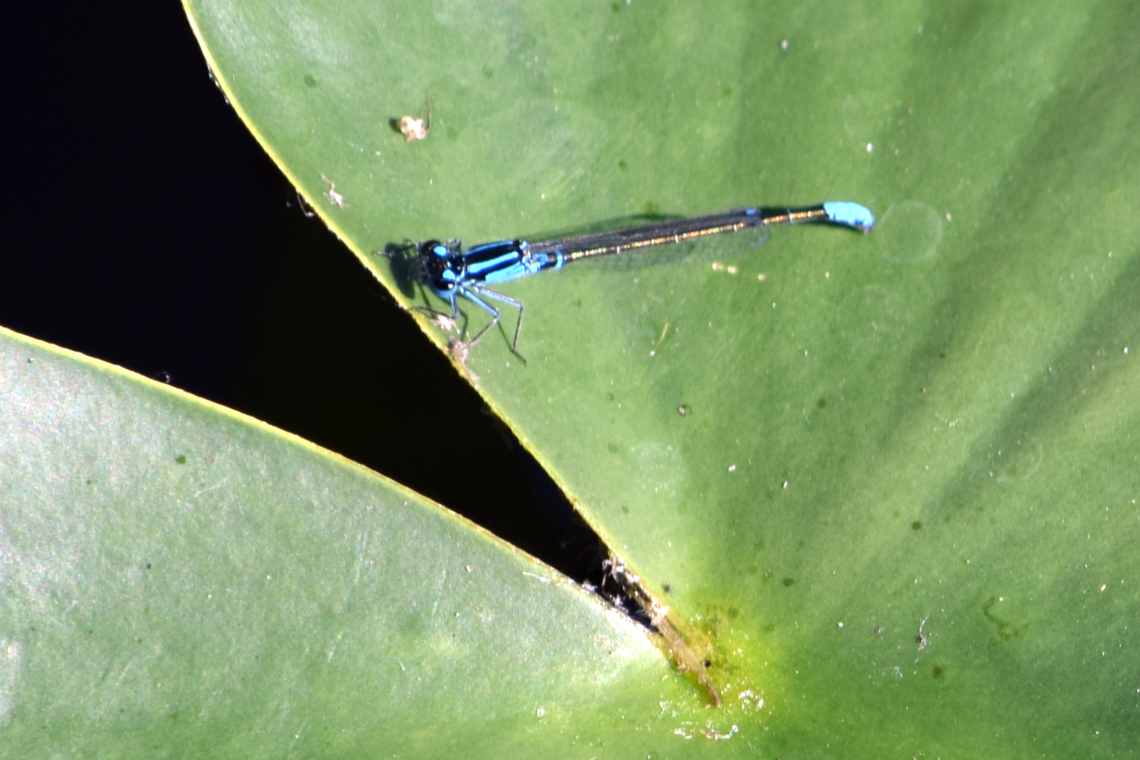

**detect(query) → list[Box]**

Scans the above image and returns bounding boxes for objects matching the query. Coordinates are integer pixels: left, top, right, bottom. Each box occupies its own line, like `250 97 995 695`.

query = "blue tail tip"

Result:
823 201 875 232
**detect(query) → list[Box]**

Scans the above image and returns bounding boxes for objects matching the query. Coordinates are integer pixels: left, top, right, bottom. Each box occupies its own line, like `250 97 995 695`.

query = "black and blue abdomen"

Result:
465 241 564 284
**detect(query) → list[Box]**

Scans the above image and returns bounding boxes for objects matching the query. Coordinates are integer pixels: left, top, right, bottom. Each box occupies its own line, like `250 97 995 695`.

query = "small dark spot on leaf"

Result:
611 2 621 11
399 613 427 636
939 352 946 358
931 663 945 679
621 505 629 514
982 596 1025 640
816 397 827 408
618 159 627 169
662 584 672 594
912 521 923 531
782 577 795 587
721 85 733 96
607 443 619 454
702 659 712 668
303 74 317 88
175 455 187 465
145 563 152 570
643 201 660 216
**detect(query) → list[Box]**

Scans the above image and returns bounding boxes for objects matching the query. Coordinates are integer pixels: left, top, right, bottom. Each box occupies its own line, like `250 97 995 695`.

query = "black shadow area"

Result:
1 1 602 583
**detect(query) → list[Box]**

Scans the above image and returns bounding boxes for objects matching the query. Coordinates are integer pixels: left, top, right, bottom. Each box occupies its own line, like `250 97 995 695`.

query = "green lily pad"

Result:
0 327 686 757
187 0 1140 755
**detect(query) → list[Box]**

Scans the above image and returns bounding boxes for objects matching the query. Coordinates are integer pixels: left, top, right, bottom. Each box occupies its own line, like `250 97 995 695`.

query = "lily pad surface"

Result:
4 0 1138 757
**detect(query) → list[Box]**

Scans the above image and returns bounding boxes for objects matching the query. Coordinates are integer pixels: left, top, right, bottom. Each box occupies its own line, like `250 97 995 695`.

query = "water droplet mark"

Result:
876 201 943 264
841 93 875 138
628 442 685 510
837 285 908 347
983 433 1044 483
